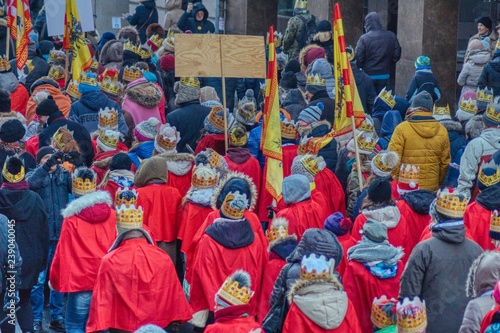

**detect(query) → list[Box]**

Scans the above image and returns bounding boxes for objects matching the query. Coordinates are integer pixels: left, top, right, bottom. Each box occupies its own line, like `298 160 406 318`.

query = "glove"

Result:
43 152 64 170
65 150 85 167
3 289 19 312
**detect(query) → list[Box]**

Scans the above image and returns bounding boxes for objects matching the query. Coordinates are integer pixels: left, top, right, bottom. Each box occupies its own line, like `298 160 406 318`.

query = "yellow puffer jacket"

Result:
388 111 450 191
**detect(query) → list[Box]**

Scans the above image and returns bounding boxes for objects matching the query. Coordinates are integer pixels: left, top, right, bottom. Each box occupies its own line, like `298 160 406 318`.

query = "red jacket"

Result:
276 199 329 241
343 261 403 333
205 305 262 333
50 192 116 293
25 135 39 158
336 233 357 278
136 183 182 243
282 144 298 177
178 202 213 255
86 236 191 332
464 202 496 250
11 84 29 117
396 199 431 249
315 168 346 215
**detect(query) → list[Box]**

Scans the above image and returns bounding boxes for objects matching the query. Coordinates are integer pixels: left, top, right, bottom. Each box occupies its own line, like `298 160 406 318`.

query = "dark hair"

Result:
109 152 133 171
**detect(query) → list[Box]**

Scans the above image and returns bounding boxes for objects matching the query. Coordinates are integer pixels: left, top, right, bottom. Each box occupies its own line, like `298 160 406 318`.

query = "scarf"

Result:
109 169 135 188
362 261 398 279
1 180 29 190
186 188 214 207
347 237 403 266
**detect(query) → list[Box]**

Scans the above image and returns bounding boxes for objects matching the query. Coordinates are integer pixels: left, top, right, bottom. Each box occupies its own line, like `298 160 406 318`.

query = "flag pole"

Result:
64 49 70 84
5 28 10 60
351 116 364 191
219 36 228 154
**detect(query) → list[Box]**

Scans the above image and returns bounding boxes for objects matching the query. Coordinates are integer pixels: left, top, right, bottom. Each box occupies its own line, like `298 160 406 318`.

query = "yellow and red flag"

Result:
7 0 32 69
333 2 365 137
260 26 283 202
63 0 92 80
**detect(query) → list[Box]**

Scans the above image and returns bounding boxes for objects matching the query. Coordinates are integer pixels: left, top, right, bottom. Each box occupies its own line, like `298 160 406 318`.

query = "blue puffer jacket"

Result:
128 141 155 169
371 97 392 121
377 110 402 150
68 90 128 139
26 165 72 241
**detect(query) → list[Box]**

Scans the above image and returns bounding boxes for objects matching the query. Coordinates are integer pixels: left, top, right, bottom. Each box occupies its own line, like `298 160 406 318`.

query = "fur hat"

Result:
0 119 25 142
174 78 200 105
324 212 353 236
2 155 25 183
109 152 132 171
236 90 256 126
36 95 59 116
282 174 311 205
146 23 165 39
228 125 248 147
125 78 162 108
368 177 392 204
0 89 10 113
134 117 160 141
154 123 180 154
117 26 139 43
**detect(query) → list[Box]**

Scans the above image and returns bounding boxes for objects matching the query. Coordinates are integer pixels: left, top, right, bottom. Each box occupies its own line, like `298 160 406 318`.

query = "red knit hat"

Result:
160 55 175 72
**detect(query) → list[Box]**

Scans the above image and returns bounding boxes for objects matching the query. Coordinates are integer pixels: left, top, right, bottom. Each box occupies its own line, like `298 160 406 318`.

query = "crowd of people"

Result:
0 0 500 332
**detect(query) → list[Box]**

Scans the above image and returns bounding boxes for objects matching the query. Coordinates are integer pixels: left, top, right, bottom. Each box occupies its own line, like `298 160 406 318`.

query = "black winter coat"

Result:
177 3 215 34
126 0 158 43
26 166 72 241
0 189 49 290
24 49 50 93
308 90 335 123
352 62 376 115
405 70 442 102
478 55 500 96
38 111 95 167
166 100 211 153
282 89 307 121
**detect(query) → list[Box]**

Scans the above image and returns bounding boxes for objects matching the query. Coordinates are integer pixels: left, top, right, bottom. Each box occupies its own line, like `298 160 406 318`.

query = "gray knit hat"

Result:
410 91 433 111
283 174 311 205
298 102 324 124
361 220 388 243
134 117 160 141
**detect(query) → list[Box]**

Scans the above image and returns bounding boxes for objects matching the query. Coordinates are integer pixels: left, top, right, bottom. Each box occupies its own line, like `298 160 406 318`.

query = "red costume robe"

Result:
86 236 191 332
205 305 262 333
343 261 403 333
315 168 346 215
275 199 329 240
224 148 262 196
167 172 192 198
336 234 357 278
163 154 195 198
282 144 298 177
178 202 214 255
464 202 496 250
11 84 29 116
50 192 116 292
257 255 287 323
25 135 39 158
136 184 182 243
396 199 431 249
194 133 226 156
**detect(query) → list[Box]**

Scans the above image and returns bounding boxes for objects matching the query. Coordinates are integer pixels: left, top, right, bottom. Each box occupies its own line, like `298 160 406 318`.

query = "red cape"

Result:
206 306 262 333
282 144 298 177
189 228 267 316
167 171 193 198
464 202 496 250
25 135 39 159
315 168 346 216
275 199 329 241
336 234 357 278
194 133 226 156
396 199 431 249
179 202 214 255
224 154 262 198
257 257 286 323
480 305 500 333
91 150 125 185
50 205 116 293
11 84 29 116
283 299 362 333
137 184 182 243
86 238 191 332
343 261 403 333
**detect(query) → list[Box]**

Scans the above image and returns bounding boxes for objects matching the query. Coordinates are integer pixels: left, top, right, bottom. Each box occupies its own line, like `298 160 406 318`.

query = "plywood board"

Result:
175 34 266 79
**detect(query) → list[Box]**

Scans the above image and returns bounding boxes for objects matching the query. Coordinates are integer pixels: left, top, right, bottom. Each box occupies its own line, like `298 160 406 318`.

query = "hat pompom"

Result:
409 181 416 189
339 217 353 231
147 117 160 127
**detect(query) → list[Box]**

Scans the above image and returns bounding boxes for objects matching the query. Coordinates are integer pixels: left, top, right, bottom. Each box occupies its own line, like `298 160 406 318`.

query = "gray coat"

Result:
400 225 482 333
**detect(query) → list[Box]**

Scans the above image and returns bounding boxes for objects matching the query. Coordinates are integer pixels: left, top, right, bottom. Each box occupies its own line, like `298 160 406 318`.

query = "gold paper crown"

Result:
137 47 152 59
122 65 145 83
192 164 219 189
26 60 34 74
100 76 123 97
294 0 307 10
208 150 222 168
436 188 469 218
80 71 98 87
66 80 81 99
207 106 226 132
433 104 450 116
300 254 334 280
98 130 119 150
274 32 283 48
48 49 65 65
476 88 493 102
371 296 398 329
356 132 377 152
164 29 175 48
229 125 248 147
485 104 500 124
397 297 427 333
217 273 254 306
180 77 200 89
72 172 96 196
220 192 248 220
372 152 397 174
478 161 500 187
398 164 420 184
0 55 11 72
346 46 355 62
491 210 500 234
358 118 374 133
378 87 396 109
300 153 322 177
156 124 179 151
306 73 326 86
281 120 297 140
114 188 138 208
2 158 25 183
48 66 64 81
116 203 144 230
90 60 99 70
98 107 119 130
459 97 477 114
266 218 289 244
123 41 139 53
148 34 163 50
52 126 74 151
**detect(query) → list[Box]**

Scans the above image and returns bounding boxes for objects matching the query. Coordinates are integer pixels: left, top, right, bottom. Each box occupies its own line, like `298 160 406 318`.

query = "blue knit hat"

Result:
415 56 431 70
324 212 353 236
298 102 324 124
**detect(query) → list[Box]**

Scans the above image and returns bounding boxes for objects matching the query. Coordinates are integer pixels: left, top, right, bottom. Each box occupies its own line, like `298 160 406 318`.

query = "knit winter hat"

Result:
414 56 431 70
368 177 392 204
361 219 388 243
284 59 301 74
282 174 311 205
97 129 120 152
298 102 323 124
236 90 257 126
36 95 59 116
160 54 175 72
0 119 25 143
204 106 234 134
483 103 500 127
457 90 478 122
324 212 353 236
154 123 180 154
279 70 297 89
134 117 160 142
478 16 493 31
215 270 254 309
78 72 99 93
291 154 326 183
410 91 433 111
318 20 332 32
371 150 399 177
2 155 24 183
200 86 220 104
0 89 10 113
109 152 132 171
36 147 56 165
174 77 200 105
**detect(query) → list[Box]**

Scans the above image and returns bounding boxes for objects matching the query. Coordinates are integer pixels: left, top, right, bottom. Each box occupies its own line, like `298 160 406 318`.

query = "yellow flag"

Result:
8 0 32 69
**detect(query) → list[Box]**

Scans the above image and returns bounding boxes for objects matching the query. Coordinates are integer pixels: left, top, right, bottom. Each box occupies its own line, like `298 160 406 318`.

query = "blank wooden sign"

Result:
175 34 266 79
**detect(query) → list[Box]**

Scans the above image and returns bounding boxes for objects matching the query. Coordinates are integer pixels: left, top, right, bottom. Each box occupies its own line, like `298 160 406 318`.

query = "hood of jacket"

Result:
467 251 500 298
476 185 500 211
468 49 491 65
61 191 112 223
142 0 156 9
0 72 19 93
165 0 181 11
362 204 401 229
407 111 443 138
401 190 435 215
440 119 464 135
205 217 255 249
80 90 112 111
226 147 251 164
364 12 383 32
298 120 332 138
193 3 209 23
490 55 500 72
0 189 39 221
158 153 194 176
125 81 162 108
30 78 60 94
130 140 154 159
289 278 348 330
381 111 402 137
282 88 307 108
269 236 298 260
432 224 466 244
287 228 343 268
480 128 500 149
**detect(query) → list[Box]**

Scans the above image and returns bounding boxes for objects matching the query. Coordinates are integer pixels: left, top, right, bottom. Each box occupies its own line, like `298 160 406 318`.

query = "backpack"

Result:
297 15 318 49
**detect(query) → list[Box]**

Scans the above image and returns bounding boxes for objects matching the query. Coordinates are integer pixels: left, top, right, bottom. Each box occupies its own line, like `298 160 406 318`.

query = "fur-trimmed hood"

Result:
298 119 332 138
61 191 112 218
440 119 464 134
125 81 162 108
362 203 401 229
465 115 484 139
158 152 194 176
288 277 348 330
211 171 258 211
466 251 500 298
